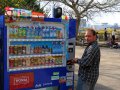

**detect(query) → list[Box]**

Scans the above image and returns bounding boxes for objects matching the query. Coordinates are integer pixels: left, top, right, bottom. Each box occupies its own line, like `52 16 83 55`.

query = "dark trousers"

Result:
112 35 115 41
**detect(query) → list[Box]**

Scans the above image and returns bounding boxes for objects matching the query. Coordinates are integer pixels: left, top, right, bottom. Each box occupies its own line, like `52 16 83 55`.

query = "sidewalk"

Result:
74 46 120 90
98 41 120 45
76 39 120 47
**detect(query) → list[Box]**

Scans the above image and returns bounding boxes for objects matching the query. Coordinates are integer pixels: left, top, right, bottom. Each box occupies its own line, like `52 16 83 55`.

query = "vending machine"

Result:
0 7 76 90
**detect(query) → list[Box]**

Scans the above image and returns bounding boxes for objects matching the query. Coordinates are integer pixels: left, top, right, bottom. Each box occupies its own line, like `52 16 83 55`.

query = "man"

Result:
74 29 100 90
112 29 116 42
104 28 108 41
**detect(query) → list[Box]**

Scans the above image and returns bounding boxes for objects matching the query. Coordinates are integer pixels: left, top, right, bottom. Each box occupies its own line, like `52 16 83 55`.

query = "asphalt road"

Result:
74 46 120 90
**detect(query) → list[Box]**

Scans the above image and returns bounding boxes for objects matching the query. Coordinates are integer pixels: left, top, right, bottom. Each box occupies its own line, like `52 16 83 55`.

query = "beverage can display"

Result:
8 22 65 70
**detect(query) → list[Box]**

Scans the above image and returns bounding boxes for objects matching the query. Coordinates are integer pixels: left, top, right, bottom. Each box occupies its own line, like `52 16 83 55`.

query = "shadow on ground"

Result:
74 74 113 90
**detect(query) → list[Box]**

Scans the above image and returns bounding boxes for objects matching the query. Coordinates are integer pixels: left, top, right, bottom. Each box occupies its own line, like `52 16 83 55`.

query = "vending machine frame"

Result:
0 15 5 90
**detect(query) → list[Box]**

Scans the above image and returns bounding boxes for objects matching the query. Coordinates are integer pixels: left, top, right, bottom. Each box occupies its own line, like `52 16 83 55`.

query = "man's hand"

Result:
67 59 73 65
73 58 78 63
67 58 78 65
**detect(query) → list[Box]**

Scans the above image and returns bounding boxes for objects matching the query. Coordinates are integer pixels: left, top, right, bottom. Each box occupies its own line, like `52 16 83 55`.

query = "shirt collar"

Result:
87 41 97 46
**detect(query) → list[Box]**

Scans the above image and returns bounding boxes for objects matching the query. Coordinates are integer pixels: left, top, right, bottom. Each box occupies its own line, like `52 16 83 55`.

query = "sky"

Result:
89 12 120 25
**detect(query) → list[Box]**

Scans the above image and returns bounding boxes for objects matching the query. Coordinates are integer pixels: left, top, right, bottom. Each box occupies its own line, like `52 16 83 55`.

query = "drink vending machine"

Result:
0 7 76 90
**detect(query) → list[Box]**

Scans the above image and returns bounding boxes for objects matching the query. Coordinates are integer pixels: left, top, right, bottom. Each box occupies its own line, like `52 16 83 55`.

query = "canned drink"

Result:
36 46 40 54
30 57 34 66
9 27 13 38
39 46 42 54
9 46 13 55
9 58 15 68
34 57 38 65
17 58 22 67
30 46 34 54
26 26 30 39
22 58 26 67
41 57 45 65
18 45 22 55
14 45 18 55
14 26 18 39
18 27 22 38
26 45 31 54
14 58 18 67
38 57 42 65
22 27 26 39
34 46 37 54
26 57 30 66
22 45 26 54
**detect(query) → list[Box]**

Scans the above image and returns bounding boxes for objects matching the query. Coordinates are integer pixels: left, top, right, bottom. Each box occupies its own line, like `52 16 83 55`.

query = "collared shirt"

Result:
77 41 100 85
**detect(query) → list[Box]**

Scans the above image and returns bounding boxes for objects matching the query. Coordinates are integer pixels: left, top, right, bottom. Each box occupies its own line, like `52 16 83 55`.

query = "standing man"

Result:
112 29 116 42
104 28 108 41
73 28 100 90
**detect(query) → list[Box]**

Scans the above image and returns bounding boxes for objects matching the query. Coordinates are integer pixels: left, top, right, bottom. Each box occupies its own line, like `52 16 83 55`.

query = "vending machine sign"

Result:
10 72 34 90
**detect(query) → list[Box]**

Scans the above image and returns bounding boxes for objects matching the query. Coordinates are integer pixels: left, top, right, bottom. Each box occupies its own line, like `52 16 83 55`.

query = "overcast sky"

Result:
89 12 120 25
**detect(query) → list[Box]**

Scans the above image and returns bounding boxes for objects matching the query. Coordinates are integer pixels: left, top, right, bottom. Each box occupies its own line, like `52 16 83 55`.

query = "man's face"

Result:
85 30 96 43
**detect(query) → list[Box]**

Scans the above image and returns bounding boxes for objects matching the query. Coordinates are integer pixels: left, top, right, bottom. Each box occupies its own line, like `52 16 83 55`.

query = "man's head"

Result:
85 28 97 43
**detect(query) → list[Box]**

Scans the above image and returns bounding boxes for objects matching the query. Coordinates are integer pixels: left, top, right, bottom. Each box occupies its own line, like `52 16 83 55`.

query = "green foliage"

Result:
20 0 43 12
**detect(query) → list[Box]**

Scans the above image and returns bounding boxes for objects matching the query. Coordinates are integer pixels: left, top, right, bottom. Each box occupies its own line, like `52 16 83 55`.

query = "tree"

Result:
40 0 120 37
37 1 59 17
0 0 25 14
23 0 43 12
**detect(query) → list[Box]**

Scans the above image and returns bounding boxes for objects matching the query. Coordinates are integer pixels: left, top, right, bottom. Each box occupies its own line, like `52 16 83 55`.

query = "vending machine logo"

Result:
14 76 29 85
10 72 34 90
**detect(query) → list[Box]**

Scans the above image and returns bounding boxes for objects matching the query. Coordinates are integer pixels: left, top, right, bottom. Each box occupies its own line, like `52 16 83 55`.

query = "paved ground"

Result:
74 46 120 90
